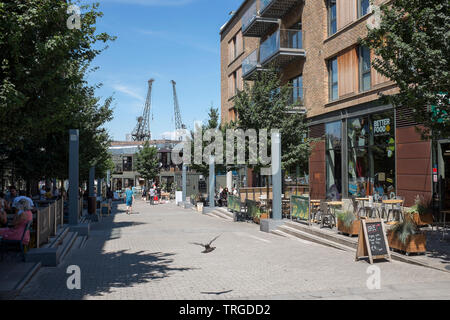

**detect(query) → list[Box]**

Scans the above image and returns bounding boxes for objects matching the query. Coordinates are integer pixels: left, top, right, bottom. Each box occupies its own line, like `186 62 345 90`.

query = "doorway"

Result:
438 142 450 209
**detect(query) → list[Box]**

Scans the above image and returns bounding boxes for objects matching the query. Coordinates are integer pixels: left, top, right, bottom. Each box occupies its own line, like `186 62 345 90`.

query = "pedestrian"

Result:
0 192 8 227
124 186 135 215
149 185 156 205
5 186 17 208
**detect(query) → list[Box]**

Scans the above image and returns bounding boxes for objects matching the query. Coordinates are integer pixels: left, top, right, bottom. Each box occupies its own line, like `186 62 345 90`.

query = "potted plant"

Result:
252 208 268 224
190 194 197 206
406 195 434 226
387 217 426 255
336 210 360 236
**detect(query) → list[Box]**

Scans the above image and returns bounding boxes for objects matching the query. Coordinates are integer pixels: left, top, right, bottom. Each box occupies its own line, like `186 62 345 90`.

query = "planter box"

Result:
387 231 427 254
253 213 269 225
337 219 360 236
408 212 433 226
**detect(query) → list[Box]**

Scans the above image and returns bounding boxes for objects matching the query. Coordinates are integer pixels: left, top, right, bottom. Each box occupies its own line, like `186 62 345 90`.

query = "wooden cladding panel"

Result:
396 126 432 207
337 0 357 30
371 50 390 86
338 48 358 97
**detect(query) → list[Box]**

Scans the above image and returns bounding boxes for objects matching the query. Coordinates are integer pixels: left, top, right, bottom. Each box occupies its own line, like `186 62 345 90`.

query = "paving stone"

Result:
15 200 450 300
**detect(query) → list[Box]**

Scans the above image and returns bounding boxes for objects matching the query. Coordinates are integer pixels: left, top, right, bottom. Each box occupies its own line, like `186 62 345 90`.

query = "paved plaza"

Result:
16 200 450 300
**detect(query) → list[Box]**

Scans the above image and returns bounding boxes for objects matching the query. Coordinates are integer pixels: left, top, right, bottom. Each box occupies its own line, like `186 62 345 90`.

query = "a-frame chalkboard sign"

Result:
355 218 392 264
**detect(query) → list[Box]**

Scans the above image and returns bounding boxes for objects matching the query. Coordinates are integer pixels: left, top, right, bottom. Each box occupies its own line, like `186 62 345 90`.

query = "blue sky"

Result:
83 0 242 141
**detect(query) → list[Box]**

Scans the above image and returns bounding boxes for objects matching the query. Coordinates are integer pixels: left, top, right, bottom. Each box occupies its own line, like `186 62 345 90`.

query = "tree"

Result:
189 105 230 178
135 142 160 187
0 1 116 191
233 68 312 176
361 0 450 138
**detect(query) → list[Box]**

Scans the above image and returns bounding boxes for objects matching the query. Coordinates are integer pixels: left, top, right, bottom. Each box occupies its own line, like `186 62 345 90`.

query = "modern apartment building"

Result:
220 0 446 207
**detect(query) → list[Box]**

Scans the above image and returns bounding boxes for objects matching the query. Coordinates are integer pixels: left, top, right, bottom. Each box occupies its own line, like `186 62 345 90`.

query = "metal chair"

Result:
319 201 335 229
387 196 404 222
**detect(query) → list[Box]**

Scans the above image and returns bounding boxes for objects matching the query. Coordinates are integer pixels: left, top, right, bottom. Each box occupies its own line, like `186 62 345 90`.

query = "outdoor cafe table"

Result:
356 197 369 216
327 201 343 221
382 199 404 222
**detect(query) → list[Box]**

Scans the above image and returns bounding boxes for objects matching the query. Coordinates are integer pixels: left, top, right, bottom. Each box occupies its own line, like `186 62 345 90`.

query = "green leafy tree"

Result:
135 142 160 187
189 106 231 178
233 68 312 175
361 0 450 138
0 1 116 191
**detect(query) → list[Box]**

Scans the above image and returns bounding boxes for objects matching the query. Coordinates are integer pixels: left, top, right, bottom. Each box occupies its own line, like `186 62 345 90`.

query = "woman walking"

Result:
124 186 135 215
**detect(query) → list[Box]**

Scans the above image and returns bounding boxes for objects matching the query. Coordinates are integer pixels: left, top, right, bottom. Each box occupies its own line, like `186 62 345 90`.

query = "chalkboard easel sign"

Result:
355 218 392 264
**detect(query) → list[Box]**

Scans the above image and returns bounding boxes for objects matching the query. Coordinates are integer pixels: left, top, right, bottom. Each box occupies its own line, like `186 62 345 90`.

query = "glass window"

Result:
359 46 372 92
328 57 338 101
359 0 370 18
290 75 303 105
123 156 133 172
348 116 369 148
347 111 396 200
328 0 337 36
326 121 342 200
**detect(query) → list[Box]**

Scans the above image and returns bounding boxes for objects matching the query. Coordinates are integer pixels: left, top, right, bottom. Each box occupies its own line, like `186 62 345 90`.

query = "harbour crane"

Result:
131 79 154 141
171 80 186 135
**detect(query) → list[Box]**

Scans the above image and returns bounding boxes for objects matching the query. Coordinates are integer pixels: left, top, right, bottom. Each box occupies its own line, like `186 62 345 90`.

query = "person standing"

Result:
124 186 135 215
149 185 156 205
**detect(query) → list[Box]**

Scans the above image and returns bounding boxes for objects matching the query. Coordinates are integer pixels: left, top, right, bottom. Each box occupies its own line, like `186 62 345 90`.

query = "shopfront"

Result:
311 102 397 201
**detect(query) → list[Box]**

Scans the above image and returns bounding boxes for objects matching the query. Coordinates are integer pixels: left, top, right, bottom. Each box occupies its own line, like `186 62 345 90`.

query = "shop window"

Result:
326 121 342 200
328 57 338 101
327 0 337 36
347 111 395 199
359 46 372 92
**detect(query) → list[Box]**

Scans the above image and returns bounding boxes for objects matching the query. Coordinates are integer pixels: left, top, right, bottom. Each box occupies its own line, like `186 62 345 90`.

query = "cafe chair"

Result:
319 201 335 229
387 196 404 222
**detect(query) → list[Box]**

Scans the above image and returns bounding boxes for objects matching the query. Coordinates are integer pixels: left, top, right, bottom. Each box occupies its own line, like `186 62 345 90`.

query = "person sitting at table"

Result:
0 199 33 245
0 192 8 227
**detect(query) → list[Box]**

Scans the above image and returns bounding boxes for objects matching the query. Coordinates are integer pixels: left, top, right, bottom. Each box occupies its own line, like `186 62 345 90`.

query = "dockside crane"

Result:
171 80 186 136
132 79 154 141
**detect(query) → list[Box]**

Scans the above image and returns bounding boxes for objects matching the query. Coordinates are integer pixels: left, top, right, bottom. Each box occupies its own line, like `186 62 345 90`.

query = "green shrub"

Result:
336 210 357 228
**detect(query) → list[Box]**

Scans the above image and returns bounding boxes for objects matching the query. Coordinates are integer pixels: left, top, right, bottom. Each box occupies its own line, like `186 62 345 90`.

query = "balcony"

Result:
259 29 305 68
242 49 264 80
242 1 279 37
260 0 302 19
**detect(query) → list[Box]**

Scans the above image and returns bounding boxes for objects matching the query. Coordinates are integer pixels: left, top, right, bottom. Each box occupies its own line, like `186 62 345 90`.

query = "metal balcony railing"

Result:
260 0 273 12
242 49 261 78
242 1 258 33
260 0 301 18
259 29 304 66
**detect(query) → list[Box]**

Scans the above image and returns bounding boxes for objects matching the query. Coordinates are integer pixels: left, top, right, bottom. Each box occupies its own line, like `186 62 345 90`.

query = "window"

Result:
123 156 133 172
229 32 243 63
326 121 342 200
347 112 396 199
358 0 370 18
290 75 303 105
328 57 338 101
328 0 337 36
359 46 372 92
289 21 302 49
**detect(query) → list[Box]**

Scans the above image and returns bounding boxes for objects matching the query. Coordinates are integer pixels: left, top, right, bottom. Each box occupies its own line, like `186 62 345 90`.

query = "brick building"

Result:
220 0 446 207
